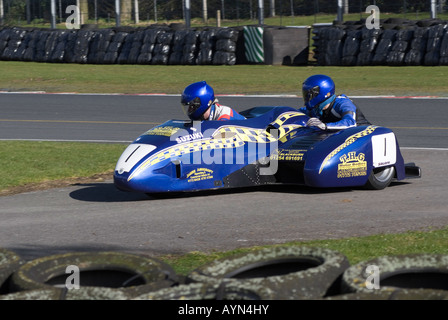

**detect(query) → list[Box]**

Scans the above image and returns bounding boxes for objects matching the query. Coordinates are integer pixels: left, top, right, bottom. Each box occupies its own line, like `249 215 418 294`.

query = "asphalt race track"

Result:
1 93 447 261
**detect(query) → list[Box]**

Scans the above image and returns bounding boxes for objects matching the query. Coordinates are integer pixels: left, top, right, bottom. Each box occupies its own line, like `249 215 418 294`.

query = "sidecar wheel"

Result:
364 166 395 190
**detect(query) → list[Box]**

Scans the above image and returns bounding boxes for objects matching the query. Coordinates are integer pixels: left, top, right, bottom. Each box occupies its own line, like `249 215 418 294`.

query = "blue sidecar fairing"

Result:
114 106 421 194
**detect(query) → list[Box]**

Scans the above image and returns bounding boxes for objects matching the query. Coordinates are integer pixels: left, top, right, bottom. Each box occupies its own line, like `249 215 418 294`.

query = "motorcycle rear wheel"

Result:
364 166 395 190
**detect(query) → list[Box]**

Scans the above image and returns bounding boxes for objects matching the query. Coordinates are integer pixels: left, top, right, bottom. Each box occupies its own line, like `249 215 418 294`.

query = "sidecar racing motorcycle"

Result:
114 106 421 194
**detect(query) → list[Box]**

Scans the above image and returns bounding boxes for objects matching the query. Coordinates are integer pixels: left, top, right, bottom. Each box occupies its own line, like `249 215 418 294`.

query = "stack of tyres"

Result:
127 29 145 64
404 27 429 66
212 28 239 65
87 29 115 64
371 29 397 65
152 30 173 65
323 27 345 66
341 29 362 66
72 29 95 64
0 27 27 61
50 31 73 63
424 24 447 66
181 30 200 65
439 28 448 65
312 27 346 66
357 28 382 66
168 29 188 65
137 28 161 64
117 32 135 64
386 28 414 66
196 28 217 65
103 32 129 64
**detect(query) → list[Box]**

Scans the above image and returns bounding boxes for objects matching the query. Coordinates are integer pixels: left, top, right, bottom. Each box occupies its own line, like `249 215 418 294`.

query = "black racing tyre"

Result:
364 166 395 190
10 251 180 299
186 246 350 300
341 254 448 295
0 248 25 294
133 281 276 300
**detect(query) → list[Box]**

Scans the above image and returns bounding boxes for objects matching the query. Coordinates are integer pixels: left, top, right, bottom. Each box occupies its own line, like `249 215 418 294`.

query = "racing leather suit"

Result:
299 94 371 130
208 103 246 121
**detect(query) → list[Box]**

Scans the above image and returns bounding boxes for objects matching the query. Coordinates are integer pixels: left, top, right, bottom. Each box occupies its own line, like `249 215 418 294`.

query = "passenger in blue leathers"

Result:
181 81 246 121
299 75 370 130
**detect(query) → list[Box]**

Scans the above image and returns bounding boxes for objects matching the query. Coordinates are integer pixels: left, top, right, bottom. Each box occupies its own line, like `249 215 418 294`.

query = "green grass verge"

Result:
0 141 126 191
163 226 448 275
1 61 448 97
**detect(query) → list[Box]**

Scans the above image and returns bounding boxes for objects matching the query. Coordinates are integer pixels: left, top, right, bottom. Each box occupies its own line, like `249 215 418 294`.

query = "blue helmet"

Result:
302 75 336 116
181 81 215 120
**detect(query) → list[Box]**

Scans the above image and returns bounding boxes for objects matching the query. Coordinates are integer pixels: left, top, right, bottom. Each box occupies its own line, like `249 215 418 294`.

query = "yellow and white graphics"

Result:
270 149 306 161
144 126 181 137
186 168 214 183
337 152 367 178
128 112 305 181
319 125 378 174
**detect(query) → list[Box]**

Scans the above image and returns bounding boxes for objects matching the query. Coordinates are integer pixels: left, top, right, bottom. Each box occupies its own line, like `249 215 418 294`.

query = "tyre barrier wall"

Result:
0 24 308 66
2 19 448 67
0 24 311 66
312 18 448 66
0 25 242 66
1 246 448 300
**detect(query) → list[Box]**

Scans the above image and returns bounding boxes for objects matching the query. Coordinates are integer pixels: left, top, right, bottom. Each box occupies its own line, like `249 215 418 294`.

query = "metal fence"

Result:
0 0 446 28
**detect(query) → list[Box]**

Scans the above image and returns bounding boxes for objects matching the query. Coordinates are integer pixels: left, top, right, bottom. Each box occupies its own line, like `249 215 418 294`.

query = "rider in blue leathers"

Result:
181 81 246 121
299 75 370 130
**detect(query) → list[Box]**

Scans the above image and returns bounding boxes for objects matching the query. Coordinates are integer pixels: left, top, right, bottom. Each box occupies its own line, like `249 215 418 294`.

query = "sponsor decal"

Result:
176 132 204 143
337 152 367 178
145 126 181 137
270 149 305 161
187 168 214 182
319 125 378 174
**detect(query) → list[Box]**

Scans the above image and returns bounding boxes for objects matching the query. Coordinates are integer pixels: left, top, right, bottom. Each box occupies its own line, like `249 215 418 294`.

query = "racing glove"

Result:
306 117 327 130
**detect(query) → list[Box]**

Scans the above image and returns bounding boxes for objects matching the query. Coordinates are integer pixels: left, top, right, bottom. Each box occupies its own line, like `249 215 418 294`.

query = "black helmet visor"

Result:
181 97 201 117
302 85 320 104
